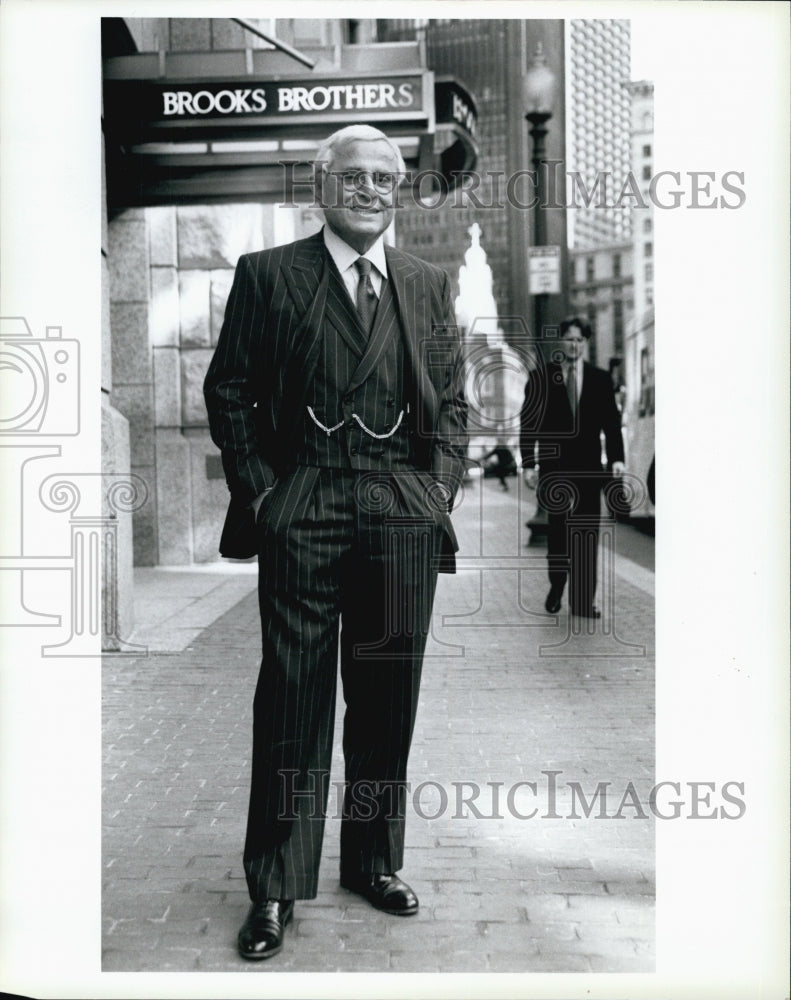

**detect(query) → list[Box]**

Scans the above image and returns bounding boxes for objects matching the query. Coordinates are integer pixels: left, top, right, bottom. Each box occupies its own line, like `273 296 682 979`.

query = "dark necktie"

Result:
566 362 578 415
354 257 377 334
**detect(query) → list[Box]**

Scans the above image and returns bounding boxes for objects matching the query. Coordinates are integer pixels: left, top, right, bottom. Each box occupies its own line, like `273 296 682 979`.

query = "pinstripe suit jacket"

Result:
204 229 468 563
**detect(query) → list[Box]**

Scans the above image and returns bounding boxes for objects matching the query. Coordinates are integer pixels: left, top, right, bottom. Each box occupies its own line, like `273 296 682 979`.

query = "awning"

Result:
103 43 478 209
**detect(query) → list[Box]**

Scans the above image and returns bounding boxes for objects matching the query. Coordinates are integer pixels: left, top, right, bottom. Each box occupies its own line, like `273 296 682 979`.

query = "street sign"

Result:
528 245 561 294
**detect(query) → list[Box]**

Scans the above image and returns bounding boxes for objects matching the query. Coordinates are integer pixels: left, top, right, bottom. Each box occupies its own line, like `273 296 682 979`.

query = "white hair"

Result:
314 125 407 174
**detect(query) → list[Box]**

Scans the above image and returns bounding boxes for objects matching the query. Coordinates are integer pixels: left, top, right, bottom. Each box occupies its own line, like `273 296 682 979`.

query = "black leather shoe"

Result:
237 899 294 960
545 585 563 614
340 873 419 915
572 607 601 619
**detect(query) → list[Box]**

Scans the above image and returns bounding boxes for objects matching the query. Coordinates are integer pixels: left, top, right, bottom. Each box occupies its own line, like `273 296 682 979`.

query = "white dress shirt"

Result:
565 355 583 406
323 225 387 301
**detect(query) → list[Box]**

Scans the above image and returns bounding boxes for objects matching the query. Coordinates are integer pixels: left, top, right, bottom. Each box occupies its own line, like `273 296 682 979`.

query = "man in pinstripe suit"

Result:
204 125 468 960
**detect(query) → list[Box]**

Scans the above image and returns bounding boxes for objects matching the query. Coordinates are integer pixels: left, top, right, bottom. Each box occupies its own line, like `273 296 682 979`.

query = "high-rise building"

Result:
568 241 633 368
377 19 569 456
378 18 568 341
565 19 632 250
628 80 655 318
622 80 654 516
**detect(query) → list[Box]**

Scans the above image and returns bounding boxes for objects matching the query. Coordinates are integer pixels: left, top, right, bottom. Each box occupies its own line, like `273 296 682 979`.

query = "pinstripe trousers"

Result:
243 464 442 901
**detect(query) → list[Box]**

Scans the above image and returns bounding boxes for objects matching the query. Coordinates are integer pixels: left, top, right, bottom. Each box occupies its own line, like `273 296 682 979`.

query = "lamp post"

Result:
524 40 557 341
524 40 557 544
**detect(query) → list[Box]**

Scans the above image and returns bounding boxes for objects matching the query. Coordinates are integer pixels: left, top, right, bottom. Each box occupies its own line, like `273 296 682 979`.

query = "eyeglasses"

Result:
326 170 401 193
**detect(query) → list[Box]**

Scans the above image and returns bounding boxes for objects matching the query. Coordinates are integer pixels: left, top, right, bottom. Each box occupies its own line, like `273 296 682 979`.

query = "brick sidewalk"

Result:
102 476 654 973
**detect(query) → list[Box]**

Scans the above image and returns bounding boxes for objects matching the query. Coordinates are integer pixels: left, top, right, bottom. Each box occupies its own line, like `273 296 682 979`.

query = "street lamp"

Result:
524 41 557 544
524 40 557 335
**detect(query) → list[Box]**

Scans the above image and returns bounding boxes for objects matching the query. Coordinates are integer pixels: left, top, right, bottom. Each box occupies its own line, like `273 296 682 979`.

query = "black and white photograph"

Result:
0 2 788 998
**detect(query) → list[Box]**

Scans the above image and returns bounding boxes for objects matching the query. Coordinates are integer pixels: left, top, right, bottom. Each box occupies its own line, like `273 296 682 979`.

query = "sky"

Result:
630 18 657 83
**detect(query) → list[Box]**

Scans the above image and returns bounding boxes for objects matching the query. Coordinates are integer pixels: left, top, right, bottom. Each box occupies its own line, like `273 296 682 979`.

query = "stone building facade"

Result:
101 18 361 645
567 241 634 369
110 203 290 567
101 15 475 645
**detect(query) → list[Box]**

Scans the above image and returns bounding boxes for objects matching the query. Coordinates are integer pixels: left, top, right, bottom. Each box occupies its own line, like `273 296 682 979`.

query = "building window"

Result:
638 346 655 417
613 300 624 354
644 242 653 258
642 143 652 157
586 257 594 282
643 218 652 233
642 164 651 181
292 19 327 44
587 306 597 366
612 254 621 278
645 263 653 282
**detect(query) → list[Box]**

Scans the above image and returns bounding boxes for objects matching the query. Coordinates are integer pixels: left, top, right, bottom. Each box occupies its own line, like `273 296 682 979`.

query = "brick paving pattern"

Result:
102 476 654 972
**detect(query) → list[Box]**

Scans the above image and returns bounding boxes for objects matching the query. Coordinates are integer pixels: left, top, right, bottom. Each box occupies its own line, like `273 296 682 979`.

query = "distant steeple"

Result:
454 223 502 344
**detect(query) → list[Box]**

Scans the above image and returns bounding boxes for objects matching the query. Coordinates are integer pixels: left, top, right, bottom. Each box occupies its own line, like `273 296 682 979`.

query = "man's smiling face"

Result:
319 138 401 254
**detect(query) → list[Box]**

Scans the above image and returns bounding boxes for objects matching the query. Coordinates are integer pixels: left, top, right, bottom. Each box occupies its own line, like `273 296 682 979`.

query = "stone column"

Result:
102 122 136 648
150 205 193 565
173 203 270 564
108 209 157 567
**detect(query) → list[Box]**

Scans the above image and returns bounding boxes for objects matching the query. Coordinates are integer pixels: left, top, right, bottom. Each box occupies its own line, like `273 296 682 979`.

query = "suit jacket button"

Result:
350 447 358 456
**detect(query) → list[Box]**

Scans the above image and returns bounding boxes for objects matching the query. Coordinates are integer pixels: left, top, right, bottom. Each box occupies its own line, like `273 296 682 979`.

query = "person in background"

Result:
481 436 517 490
520 316 625 618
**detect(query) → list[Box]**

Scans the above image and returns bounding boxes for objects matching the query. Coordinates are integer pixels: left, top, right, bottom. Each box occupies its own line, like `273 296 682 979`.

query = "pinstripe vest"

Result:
293 268 412 471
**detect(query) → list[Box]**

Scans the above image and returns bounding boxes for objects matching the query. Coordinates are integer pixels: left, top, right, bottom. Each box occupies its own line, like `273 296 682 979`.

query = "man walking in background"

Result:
520 316 624 619
204 125 467 960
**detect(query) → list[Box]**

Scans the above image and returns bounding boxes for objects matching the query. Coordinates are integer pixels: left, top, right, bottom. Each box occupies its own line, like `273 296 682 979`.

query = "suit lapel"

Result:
548 361 574 425
385 247 438 418
578 362 592 413
277 232 328 380
324 259 368 359
280 232 325 321
277 238 330 443
345 281 399 394
281 242 442 415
